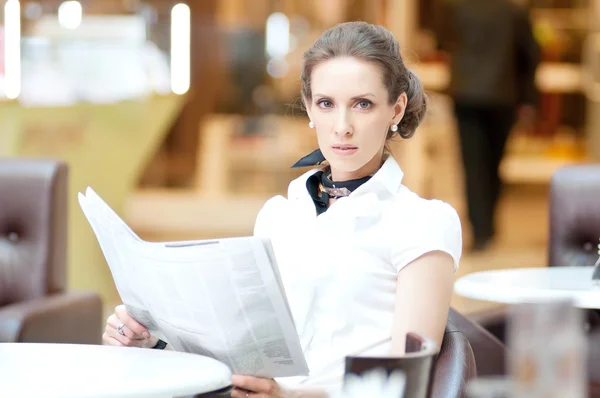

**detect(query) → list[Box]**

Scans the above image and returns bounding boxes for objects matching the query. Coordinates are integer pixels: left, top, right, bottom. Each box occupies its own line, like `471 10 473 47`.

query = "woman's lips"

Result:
331 145 358 156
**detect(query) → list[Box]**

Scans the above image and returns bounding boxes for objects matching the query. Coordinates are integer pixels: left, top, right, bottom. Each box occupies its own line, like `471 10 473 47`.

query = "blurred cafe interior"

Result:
1 0 600 395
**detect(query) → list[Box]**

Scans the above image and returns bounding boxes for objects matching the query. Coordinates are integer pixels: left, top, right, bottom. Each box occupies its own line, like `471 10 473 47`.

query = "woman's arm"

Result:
391 251 455 354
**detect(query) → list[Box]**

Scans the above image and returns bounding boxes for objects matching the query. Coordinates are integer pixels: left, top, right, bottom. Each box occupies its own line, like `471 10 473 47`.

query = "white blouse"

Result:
253 156 462 394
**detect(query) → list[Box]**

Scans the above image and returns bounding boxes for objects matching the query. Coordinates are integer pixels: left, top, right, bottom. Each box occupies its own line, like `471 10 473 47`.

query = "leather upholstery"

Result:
448 308 505 376
197 319 477 397
0 159 102 344
0 159 68 305
345 325 476 398
465 306 508 344
430 316 478 398
465 164 600 347
345 333 438 398
587 331 600 397
550 166 600 338
549 165 600 268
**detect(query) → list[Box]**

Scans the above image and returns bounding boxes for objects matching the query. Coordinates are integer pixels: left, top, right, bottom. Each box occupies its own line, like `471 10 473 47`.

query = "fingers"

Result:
104 325 145 348
102 304 151 348
114 305 150 338
230 387 249 398
231 375 277 395
231 389 272 398
102 332 124 346
105 314 140 340
231 388 265 398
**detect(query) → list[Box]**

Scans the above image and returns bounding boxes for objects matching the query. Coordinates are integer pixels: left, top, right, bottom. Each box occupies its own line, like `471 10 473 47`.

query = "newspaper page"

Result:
78 188 309 378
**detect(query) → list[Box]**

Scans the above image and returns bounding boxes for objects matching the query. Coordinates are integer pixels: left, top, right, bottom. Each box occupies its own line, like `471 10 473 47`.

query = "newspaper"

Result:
78 187 309 378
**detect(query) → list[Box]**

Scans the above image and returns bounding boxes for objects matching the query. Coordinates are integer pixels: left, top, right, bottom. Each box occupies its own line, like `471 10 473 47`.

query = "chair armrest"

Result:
466 306 508 343
0 290 103 344
466 306 507 325
430 330 477 398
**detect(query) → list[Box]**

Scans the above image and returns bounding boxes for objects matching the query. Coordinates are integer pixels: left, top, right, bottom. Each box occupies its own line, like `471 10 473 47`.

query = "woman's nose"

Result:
335 112 353 136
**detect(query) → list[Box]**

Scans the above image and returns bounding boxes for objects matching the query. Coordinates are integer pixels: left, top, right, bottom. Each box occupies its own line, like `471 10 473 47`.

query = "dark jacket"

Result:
437 0 541 107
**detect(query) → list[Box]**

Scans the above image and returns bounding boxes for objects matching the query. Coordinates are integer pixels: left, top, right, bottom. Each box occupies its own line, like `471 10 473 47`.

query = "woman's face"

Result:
305 57 407 181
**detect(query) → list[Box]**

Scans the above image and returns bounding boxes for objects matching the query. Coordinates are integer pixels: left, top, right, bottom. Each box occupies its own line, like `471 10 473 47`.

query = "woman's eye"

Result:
318 100 333 108
356 100 372 109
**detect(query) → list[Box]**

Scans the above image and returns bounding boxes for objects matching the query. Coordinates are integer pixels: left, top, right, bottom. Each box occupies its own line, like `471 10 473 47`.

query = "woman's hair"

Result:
301 21 427 139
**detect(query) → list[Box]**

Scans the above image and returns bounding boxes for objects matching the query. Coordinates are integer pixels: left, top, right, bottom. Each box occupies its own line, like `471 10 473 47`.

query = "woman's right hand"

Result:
103 304 159 348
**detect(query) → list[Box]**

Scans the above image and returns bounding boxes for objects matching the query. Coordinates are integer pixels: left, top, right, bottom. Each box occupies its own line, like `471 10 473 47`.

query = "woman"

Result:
104 22 461 397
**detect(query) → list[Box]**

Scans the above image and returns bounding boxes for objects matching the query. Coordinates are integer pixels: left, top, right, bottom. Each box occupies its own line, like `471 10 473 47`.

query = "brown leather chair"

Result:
345 325 476 398
587 331 600 397
550 165 600 331
195 333 441 398
198 323 477 397
448 308 505 377
467 164 600 343
430 315 478 397
0 159 102 344
549 164 600 268
345 333 439 398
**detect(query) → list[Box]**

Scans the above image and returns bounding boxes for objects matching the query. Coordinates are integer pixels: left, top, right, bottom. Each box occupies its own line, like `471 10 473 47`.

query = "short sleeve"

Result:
253 195 287 239
390 200 462 273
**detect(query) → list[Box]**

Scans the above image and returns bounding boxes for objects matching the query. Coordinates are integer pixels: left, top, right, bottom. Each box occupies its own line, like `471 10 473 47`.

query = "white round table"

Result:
0 343 232 398
454 266 600 309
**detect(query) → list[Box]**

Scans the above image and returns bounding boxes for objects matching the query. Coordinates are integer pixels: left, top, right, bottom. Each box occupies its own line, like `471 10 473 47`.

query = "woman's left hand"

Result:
231 375 284 398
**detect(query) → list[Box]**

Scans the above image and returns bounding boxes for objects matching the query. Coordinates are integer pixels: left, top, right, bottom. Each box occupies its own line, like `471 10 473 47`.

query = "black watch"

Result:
151 339 167 350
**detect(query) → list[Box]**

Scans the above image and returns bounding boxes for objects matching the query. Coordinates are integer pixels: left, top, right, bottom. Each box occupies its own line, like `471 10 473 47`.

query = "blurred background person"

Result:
437 0 541 251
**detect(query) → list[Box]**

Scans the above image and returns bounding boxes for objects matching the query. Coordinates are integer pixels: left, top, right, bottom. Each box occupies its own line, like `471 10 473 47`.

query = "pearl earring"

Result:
390 124 398 132
309 121 315 129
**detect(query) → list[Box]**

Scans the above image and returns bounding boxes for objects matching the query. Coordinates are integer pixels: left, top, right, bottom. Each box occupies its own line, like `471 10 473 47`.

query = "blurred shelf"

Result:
413 62 583 94
500 154 585 184
531 8 591 30
124 190 269 237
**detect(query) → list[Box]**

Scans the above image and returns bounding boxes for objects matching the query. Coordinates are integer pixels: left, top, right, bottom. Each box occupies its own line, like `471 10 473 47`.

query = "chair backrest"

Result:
448 307 506 376
430 316 478 398
0 159 68 307
345 333 437 398
587 330 600 396
549 165 600 267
